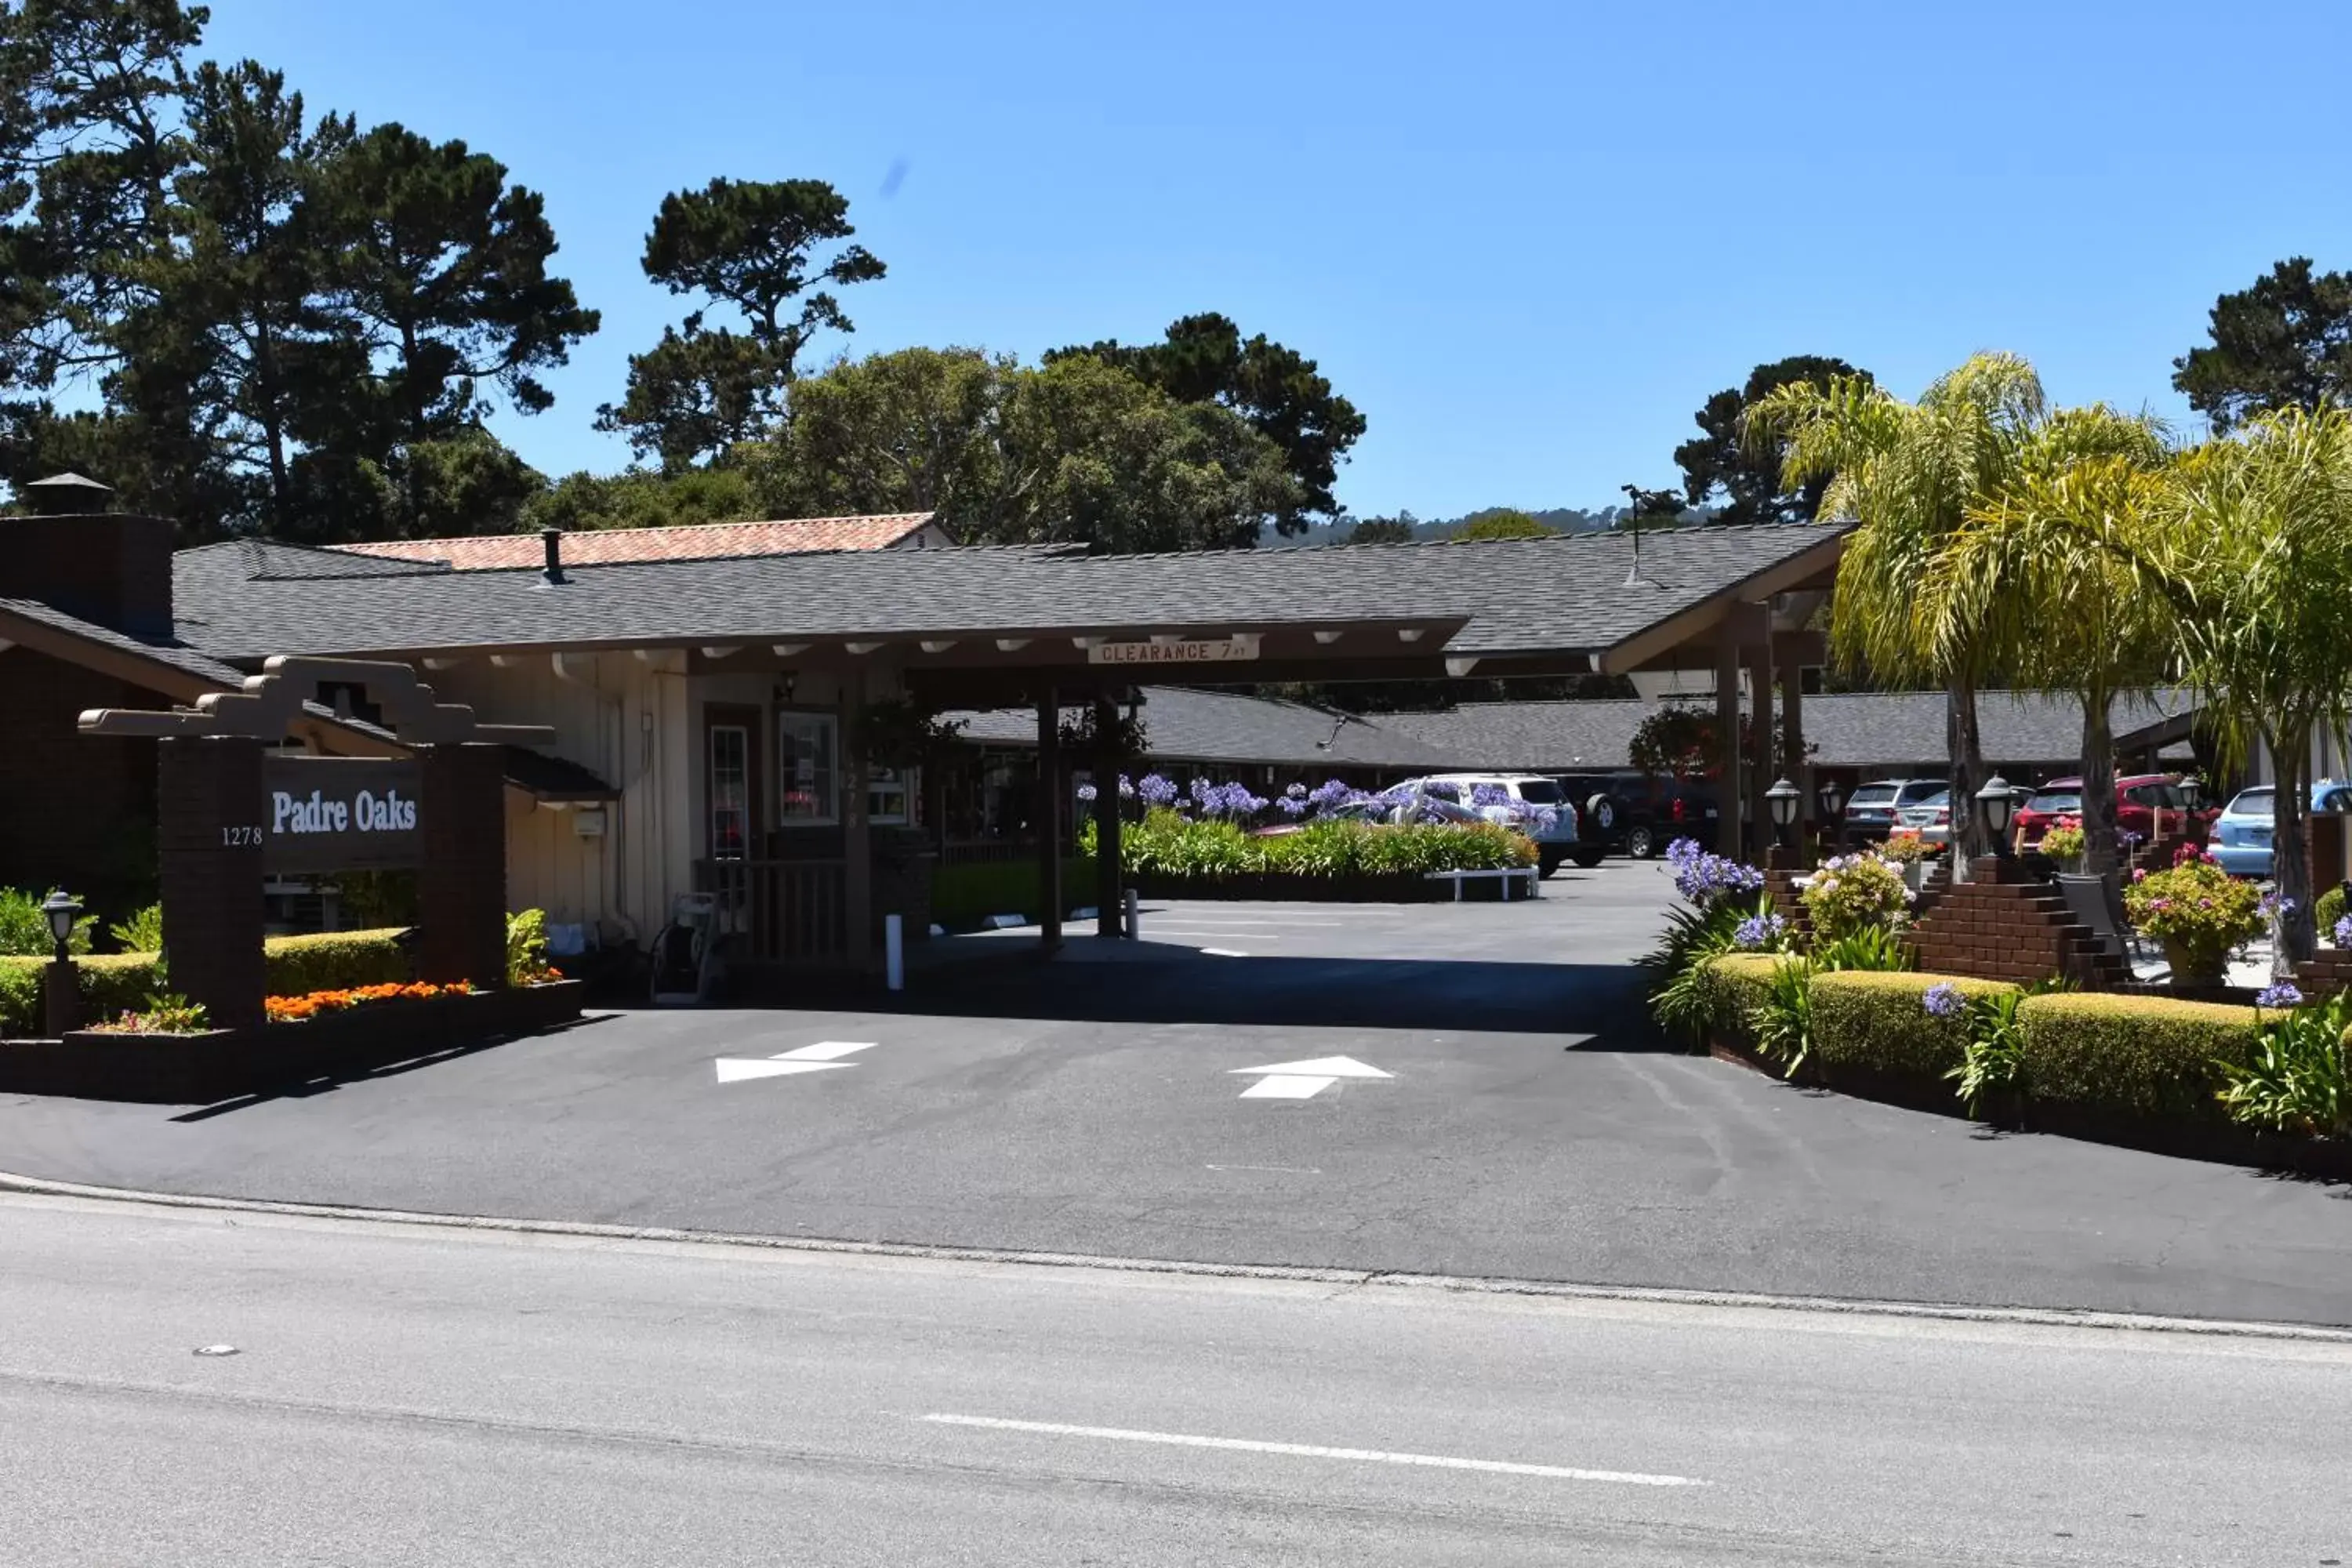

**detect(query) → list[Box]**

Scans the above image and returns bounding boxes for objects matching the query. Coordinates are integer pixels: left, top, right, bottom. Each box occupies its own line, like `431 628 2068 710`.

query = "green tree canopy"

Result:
743 345 1300 553
1677 355 1872 524
597 176 884 470
1345 512 1416 545
2172 257 2352 432
1048 313 1363 533
1455 508 1552 540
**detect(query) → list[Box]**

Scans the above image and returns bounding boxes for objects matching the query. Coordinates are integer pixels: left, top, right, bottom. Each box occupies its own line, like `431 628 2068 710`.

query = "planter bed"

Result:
1707 1030 2352 1183
0 980 584 1105
1130 871 1527 903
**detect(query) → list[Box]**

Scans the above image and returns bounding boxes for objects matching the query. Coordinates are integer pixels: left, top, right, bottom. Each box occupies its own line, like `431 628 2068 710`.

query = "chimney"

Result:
2 473 173 636
540 527 566 585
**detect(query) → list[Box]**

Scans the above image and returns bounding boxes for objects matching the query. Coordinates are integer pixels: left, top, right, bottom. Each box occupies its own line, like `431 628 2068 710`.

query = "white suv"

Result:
1403 774 1589 876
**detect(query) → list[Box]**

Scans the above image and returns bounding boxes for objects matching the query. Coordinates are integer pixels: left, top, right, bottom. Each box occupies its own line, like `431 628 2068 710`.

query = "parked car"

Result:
2011 773 2219 850
1553 770 1659 860
1402 773 1590 875
2207 781 2352 877
1893 788 1953 846
1842 779 1947 841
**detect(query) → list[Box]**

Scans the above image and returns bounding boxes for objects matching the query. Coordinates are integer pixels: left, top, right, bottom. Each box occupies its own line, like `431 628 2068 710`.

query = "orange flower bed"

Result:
265 980 471 1024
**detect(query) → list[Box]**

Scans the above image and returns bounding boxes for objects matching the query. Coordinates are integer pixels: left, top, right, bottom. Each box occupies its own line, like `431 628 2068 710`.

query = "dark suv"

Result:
1555 771 1717 860
1842 778 1947 842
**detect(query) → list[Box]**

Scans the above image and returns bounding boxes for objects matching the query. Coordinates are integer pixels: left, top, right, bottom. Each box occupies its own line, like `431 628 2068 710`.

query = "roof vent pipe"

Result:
540 527 565 585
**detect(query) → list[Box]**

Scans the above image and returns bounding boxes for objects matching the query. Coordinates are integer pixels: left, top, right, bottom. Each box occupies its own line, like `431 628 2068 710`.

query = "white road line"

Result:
917 1414 1706 1488
1237 1074 1334 1098
1144 928 1284 938
1199 947 1249 958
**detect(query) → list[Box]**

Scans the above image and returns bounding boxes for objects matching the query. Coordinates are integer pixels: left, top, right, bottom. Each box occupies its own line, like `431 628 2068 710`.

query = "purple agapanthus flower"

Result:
1469 782 1513 808
2258 890 2296 922
1285 782 1309 800
1137 773 1178 807
1276 794 1308 816
1117 775 1136 799
1669 844 1766 904
2256 983 2304 1011
1733 913 1786 951
2336 914 2352 948
1922 982 1967 1019
1308 778 1354 811
1075 782 1098 803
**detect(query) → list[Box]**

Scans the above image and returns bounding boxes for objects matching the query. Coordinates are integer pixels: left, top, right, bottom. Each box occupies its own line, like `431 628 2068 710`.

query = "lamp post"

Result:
40 891 81 1037
1817 775 1848 857
1766 776 1801 866
1976 775 2018 880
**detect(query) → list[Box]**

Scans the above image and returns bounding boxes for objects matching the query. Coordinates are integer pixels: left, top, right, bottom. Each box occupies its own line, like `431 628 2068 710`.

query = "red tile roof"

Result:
332 513 938 571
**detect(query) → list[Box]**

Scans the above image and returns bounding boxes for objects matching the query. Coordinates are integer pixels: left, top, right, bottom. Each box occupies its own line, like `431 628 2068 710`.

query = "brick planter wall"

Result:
0 980 584 1105
2293 948 2352 1001
1902 858 2127 987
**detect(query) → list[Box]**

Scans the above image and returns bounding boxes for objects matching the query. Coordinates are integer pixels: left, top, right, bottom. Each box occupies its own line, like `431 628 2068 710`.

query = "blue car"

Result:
2209 782 2352 876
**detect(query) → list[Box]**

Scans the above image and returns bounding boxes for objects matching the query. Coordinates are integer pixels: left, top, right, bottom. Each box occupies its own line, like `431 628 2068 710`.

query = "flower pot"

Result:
2162 938 2228 989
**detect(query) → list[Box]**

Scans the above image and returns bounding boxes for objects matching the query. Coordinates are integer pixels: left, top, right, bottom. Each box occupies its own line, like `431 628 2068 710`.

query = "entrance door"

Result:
704 706 763 861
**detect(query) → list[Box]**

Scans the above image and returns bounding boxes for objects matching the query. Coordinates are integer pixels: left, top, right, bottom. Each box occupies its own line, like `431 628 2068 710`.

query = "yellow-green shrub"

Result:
1703 953 1786 1041
262 928 412 994
2017 993 2259 1121
0 953 162 1034
1810 971 2017 1079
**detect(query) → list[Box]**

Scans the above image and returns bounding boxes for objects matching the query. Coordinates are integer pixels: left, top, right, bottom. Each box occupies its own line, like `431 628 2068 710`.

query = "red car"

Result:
2010 774 2217 848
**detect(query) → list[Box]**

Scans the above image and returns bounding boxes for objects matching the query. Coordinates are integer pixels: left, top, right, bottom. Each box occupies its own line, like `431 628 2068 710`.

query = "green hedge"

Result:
2319 884 2346 942
263 928 412 994
1702 953 1787 1042
0 927 414 1036
2017 993 2259 1122
1811 971 2016 1080
932 859 1098 927
1111 812 1534 880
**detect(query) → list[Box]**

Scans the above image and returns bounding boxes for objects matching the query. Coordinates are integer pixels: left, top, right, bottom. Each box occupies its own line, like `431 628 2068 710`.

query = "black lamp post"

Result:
40 891 81 1036
1817 775 1848 855
1766 775 1801 856
1976 775 2017 877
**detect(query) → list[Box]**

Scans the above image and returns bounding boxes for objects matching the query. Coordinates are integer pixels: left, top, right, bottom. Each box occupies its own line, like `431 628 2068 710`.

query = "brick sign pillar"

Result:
418 742 509 989
158 736 268 1028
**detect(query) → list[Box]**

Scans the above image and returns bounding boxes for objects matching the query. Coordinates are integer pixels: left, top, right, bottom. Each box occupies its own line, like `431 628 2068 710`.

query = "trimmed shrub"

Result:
0 887 94 956
1810 971 2016 1080
2017 993 2259 1122
2318 884 2346 945
0 953 162 1035
263 929 412 994
931 858 1097 927
1700 953 1785 1044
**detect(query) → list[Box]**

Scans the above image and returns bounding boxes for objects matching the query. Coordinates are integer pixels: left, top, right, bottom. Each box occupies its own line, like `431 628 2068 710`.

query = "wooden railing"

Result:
694 858 848 965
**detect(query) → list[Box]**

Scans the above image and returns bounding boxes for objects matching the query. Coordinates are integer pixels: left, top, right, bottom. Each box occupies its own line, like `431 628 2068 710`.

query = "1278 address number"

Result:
220 826 263 848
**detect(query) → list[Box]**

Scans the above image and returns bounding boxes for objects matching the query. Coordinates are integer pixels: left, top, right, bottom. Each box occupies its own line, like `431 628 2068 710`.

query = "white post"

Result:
885 913 904 992
1124 887 1140 940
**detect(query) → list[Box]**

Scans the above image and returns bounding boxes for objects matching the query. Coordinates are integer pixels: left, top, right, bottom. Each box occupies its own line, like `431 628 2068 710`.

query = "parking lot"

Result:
5 859 2352 1325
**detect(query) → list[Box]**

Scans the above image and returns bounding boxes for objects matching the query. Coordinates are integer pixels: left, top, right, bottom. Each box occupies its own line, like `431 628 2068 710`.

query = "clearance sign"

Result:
1086 634 1261 667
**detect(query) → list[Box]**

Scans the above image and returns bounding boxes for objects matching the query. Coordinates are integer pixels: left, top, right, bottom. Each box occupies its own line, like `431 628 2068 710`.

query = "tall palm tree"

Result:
1932 408 2174 876
1996 405 2352 968
1748 352 2048 859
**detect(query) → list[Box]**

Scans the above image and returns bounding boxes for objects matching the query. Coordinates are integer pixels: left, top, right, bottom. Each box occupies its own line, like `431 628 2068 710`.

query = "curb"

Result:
6 1169 2350 1345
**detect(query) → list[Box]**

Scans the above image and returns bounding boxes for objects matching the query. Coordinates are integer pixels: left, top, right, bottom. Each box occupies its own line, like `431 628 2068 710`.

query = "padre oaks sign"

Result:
260 756 423 873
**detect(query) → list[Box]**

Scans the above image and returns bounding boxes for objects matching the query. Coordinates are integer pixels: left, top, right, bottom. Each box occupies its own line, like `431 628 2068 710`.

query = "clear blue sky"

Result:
205 0 2352 520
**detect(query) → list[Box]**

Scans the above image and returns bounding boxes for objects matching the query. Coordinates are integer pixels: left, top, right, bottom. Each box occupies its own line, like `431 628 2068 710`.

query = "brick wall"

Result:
419 743 509 989
0 648 162 910
158 737 267 1028
1904 858 2127 986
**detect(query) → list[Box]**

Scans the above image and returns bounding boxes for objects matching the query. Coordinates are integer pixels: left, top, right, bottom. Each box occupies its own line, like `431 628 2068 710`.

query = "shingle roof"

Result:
170 521 1846 662
1384 689 2201 773
0 594 247 688
945 686 1453 770
329 513 938 571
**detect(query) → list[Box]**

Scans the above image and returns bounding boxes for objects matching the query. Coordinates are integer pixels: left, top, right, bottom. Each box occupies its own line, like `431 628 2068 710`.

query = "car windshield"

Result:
2026 791 2082 815
2227 788 2274 815
1907 791 1949 811
1847 785 1898 808
1510 779 1561 804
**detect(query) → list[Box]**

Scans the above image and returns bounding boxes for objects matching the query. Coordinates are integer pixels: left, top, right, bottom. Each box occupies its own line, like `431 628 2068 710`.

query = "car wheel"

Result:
1537 851 1565 879
1570 846 1606 869
1624 825 1657 859
1585 793 1620 834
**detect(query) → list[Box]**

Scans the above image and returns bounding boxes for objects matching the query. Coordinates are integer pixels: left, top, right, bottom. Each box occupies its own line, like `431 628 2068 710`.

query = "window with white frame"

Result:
708 724 750 857
776 712 839 824
869 764 912 826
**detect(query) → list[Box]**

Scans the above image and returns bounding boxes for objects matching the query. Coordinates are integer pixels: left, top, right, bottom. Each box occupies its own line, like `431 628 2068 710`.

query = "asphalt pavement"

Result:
2 1193 2347 1566
4 862 2350 1325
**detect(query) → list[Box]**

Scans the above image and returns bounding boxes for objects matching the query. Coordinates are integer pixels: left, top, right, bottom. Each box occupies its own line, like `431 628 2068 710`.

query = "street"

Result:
2 1192 2346 1566
5 866 2351 1326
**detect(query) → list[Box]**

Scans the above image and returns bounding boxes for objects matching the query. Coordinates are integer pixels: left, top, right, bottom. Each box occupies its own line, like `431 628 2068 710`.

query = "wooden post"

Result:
841 689 873 968
1715 622 1742 858
418 742 510 989
1093 692 1123 938
1775 632 1809 861
158 736 268 1028
1037 687 1062 954
1745 636 1773 863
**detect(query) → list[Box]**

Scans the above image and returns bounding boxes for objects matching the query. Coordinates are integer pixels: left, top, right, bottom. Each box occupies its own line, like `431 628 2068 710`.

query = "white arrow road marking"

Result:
917 1414 1704 1487
714 1040 877 1084
1229 1055 1392 1100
